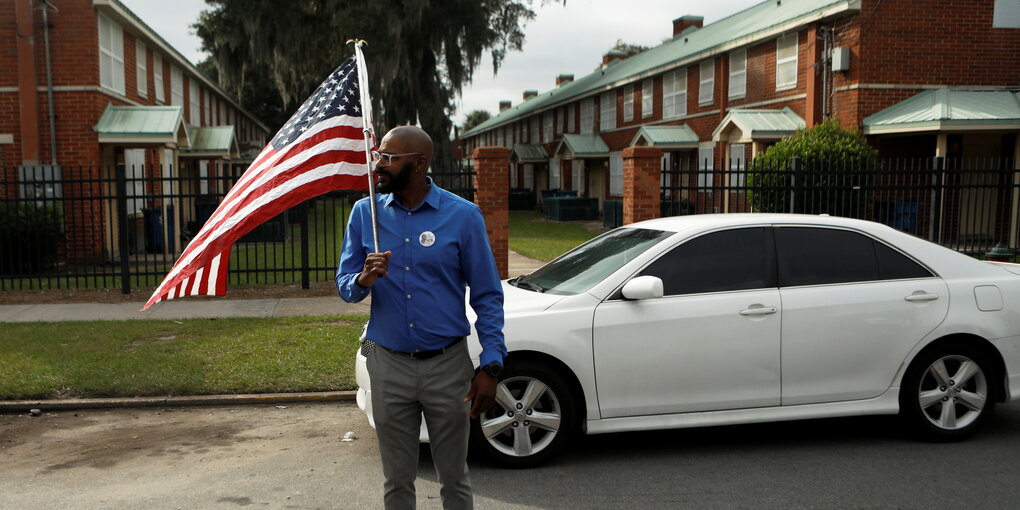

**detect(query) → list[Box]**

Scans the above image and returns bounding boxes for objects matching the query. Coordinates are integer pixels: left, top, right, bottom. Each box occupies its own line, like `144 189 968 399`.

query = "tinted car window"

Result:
640 227 776 296
776 227 879 286
875 241 933 279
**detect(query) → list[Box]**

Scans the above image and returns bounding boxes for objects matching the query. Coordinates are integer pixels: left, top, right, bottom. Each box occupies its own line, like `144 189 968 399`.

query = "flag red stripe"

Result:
176 125 365 262
145 171 365 308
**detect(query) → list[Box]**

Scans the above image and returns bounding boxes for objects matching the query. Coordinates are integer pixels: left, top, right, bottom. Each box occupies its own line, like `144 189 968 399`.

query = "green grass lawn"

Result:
0 316 367 400
509 210 599 262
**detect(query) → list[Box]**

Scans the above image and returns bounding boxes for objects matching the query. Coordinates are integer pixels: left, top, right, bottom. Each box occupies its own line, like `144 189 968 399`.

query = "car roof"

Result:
627 213 886 235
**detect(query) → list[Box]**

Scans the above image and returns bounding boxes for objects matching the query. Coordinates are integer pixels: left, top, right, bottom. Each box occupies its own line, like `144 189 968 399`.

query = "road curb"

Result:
0 390 358 412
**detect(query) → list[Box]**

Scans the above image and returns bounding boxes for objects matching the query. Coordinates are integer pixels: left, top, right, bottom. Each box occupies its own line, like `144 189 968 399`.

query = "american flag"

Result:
142 58 372 310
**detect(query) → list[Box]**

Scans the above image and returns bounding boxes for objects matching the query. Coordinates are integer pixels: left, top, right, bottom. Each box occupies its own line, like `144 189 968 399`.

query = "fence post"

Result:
299 200 310 289
790 157 803 214
930 156 943 243
472 146 510 279
623 146 663 224
115 164 131 294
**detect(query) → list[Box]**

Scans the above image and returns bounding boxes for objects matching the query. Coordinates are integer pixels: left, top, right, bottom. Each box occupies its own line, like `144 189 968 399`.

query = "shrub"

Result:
747 119 877 215
0 203 63 275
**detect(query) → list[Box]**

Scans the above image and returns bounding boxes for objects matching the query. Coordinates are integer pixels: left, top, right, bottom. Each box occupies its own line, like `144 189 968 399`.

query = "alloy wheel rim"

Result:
479 375 562 457
917 354 988 431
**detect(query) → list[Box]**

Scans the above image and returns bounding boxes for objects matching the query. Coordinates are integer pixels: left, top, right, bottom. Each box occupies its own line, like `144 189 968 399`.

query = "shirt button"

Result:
406 294 411 299
407 212 412 216
409 323 414 328
404 266 410 271
404 238 410 243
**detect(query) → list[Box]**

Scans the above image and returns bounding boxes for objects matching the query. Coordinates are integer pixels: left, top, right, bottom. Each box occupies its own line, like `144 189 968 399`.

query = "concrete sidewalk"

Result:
0 250 545 323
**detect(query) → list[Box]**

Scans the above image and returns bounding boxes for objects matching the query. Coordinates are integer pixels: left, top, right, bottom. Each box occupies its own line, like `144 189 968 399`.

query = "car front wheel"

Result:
470 360 577 468
900 345 995 441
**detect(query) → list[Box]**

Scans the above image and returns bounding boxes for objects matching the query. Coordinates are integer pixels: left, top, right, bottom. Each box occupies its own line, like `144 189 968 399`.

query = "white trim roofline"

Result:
463 0 861 138
92 0 271 134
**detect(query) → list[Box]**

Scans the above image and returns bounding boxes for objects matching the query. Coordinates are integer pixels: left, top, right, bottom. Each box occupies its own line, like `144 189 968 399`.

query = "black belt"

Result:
379 336 465 360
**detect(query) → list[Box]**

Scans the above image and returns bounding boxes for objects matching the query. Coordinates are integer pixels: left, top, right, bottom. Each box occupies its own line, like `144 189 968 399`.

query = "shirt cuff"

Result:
478 350 504 368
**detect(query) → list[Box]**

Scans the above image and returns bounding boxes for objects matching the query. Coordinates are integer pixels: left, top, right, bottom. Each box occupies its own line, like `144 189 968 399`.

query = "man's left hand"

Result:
464 371 498 418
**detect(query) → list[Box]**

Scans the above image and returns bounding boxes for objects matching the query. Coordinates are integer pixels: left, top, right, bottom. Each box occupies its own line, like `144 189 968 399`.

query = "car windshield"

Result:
514 228 672 295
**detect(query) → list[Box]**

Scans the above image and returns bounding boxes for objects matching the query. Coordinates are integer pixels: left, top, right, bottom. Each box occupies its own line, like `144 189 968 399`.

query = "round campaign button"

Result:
419 231 436 247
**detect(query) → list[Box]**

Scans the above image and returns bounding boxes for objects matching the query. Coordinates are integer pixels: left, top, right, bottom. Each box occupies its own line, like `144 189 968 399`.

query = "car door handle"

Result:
904 292 939 302
740 306 777 316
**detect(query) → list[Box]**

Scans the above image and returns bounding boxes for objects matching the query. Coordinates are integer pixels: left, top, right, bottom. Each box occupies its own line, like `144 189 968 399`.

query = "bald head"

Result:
381 125 433 163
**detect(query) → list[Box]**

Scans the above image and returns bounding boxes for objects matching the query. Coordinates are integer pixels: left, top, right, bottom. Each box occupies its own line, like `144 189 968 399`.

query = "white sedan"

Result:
356 214 1020 467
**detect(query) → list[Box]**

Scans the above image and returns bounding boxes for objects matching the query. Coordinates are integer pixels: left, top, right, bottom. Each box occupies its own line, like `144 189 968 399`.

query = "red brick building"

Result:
1 0 271 261
459 0 1020 214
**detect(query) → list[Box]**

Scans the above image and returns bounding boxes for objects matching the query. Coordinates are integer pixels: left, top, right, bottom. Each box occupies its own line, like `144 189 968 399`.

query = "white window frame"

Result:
662 68 687 119
776 33 799 90
641 79 653 118
135 40 147 97
729 49 746 99
609 151 623 196
189 79 200 125
623 84 634 122
153 53 164 102
600 92 616 131
98 14 125 94
523 163 534 190
699 59 714 105
580 99 593 135
543 112 553 143
697 144 714 189
170 65 183 107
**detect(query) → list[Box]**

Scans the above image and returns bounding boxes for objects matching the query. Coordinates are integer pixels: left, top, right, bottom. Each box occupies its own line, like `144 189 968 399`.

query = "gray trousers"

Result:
367 338 475 510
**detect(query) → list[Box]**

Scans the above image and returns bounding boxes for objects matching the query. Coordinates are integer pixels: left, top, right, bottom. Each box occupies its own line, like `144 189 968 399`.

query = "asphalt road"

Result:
3 401 1020 509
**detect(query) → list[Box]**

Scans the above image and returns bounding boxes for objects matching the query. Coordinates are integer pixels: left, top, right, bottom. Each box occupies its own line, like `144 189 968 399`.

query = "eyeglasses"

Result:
371 151 422 166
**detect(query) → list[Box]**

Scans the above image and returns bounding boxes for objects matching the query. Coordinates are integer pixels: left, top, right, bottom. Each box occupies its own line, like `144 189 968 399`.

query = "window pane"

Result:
699 60 714 104
641 228 775 296
522 228 672 295
776 227 879 286
623 84 634 121
642 80 652 118
875 241 933 279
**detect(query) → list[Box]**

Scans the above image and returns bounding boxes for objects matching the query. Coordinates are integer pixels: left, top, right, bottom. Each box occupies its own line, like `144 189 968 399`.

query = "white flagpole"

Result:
351 39 381 253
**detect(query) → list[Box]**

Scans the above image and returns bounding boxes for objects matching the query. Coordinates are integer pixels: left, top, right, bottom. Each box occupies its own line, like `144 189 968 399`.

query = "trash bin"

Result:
195 197 219 232
143 208 163 253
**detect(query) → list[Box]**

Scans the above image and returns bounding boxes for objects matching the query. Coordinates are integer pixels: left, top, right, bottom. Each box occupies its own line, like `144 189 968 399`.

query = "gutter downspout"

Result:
42 0 57 165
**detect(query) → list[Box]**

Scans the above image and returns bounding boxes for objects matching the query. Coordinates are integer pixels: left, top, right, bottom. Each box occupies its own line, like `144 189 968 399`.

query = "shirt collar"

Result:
382 176 442 212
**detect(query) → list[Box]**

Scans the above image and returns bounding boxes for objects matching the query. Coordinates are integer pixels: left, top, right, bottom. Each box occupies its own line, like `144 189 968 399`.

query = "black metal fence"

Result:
1 162 476 292
660 156 1020 256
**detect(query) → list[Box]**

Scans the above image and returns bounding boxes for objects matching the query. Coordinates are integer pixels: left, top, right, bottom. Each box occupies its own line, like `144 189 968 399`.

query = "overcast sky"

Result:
120 0 760 127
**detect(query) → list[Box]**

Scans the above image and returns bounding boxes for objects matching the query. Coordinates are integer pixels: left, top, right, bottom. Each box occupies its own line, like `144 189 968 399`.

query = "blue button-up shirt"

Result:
336 181 507 367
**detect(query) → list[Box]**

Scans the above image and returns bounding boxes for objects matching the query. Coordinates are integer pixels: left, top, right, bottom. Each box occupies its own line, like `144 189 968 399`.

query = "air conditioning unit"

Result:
831 47 850 72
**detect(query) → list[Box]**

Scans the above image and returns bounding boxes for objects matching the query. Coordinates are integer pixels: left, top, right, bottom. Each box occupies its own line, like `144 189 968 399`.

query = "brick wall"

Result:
623 146 662 224
472 146 510 279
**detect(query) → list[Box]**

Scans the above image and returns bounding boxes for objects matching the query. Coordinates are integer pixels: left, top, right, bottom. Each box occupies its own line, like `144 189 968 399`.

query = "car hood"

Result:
465 280 567 322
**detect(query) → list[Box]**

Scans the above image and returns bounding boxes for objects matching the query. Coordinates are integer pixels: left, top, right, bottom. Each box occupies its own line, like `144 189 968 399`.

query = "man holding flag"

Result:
336 125 506 509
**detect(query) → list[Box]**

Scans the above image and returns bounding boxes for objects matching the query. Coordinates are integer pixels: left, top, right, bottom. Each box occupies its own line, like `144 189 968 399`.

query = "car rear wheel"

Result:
470 360 577 468
900 345 995 441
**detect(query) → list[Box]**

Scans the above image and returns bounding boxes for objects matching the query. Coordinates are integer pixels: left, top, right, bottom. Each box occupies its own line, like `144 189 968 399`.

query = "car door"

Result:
592 227 782 418
775 226 950 405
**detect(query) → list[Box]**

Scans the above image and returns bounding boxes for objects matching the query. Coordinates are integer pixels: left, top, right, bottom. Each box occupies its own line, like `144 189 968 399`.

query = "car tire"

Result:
899 344 996 441
470 359 577 468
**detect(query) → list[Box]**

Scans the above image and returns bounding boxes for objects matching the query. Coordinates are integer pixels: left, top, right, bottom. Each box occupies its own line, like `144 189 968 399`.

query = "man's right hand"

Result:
356 251 391 287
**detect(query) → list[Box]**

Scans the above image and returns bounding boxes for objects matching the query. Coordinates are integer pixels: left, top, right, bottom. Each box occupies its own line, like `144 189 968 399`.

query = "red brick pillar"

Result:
472 146 510 279
623 146 663 225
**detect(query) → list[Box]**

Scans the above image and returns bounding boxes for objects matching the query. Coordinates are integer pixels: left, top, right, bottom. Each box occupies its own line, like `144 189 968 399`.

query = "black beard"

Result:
375 161 413 194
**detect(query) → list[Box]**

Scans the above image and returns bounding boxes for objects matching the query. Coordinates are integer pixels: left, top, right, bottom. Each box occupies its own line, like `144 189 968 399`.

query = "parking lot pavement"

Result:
5 401 1020 509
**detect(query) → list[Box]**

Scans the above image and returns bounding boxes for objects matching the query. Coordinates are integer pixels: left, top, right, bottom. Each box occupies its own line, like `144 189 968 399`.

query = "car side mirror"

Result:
621 276 664 300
